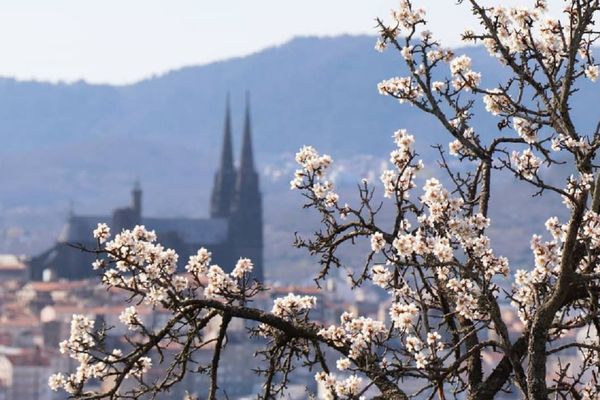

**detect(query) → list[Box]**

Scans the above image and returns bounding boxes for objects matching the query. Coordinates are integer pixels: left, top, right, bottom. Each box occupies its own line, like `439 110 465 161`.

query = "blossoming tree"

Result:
50 0 600 399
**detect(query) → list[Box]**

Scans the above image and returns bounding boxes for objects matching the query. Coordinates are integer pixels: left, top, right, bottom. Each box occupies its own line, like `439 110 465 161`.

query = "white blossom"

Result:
93 223 111 244
512 149 541 179
585 65 599 82
370 232 386 253
272 293 317 319
390 302 419 332
231 258 253 279
119 306 141 330
336 358 351 371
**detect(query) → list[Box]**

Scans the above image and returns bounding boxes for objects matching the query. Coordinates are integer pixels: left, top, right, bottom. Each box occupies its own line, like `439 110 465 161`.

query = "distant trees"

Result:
49 1 600 399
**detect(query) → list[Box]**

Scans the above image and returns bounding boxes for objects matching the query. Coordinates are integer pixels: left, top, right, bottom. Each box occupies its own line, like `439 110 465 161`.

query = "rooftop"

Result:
0 255 26 271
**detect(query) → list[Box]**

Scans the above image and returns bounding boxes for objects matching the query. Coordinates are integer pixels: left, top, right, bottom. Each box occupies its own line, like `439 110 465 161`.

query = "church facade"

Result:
31 98 264 282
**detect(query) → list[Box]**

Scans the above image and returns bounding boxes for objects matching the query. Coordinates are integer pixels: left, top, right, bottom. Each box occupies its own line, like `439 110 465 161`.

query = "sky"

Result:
0 0 561 85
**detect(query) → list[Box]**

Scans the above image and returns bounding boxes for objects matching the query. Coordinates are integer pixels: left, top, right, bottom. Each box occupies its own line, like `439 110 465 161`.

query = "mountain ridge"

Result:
0 34 592 281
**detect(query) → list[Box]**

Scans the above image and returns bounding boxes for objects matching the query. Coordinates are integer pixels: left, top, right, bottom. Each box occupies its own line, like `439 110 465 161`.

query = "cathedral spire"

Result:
230 91 263 282
132 179 142 219
239 92 255 173
210 95 237 218
220 93 234 172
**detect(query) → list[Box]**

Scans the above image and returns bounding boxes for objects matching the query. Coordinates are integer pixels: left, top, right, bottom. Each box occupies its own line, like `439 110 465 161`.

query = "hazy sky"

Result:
0 0 560 84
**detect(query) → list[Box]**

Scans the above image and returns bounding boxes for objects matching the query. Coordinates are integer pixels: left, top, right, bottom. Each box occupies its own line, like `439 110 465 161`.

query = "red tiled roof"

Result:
0 255 26 271
26 280 92 292
5 349 50 367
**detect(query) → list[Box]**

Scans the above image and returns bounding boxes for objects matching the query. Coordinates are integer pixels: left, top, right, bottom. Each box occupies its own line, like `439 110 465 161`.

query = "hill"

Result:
0 35 591 282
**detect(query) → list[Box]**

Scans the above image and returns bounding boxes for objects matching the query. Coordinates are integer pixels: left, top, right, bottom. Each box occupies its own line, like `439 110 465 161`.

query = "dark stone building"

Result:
31 97 264 282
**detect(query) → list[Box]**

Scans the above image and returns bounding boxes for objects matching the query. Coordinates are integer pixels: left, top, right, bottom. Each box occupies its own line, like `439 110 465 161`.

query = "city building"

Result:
0 255 28 283
30 96 264 282
0 348 52 400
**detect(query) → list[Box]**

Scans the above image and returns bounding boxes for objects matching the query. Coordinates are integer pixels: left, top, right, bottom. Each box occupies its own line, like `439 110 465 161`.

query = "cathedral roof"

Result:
59 215 229 246
143 217 228 245
58 215 106 243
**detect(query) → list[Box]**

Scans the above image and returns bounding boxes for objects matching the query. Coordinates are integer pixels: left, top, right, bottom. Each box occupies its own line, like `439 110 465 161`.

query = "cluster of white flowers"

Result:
581 382 600 400
336 357 351 371
93 222 111 243
49 314 123 393
186 248 212 275
545 216 566 241
391 0 426 30
511 149 541 179
294 145 333 177
400 45 413 61
105 225 253 299
531 234 561 276
449 213 509 281
562 173 593 209
484 5 546 57
446 278 483 320
52 223 268 395
482 89 514 116
420 178 461 225
374 38 387 53
290 146 340 208
390 129 415 168
449 55 481 91
551 133 591 153
449 55 472 76
371 264 393 288
204 265 236 298
319 312 387 359
580 211 600 250
380 130 423 198
312 181 334 199
315 372 363 399
271 293 317 319
513 117 538 144
448 128 478 158
147 286 168 305
126 357 153 379
97 224 198 307
382 171 508 299
173 275 189 292
512 231 563 322
380 166 420 199
370 232 386 253
119 306 141 331
427 48 453 64
384 173 507 321
479 0 600 90
404 331 445 369
231 257 253 279
389 302 419 332
585 65 599 82
377 76 424 103
324 191 340 207
392 233 415 259
58 314 95 358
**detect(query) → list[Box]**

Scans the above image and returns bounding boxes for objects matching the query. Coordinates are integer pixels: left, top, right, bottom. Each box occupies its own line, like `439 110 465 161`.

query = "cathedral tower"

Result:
210 96 236 218
132 179 142 221
229 93 264 282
